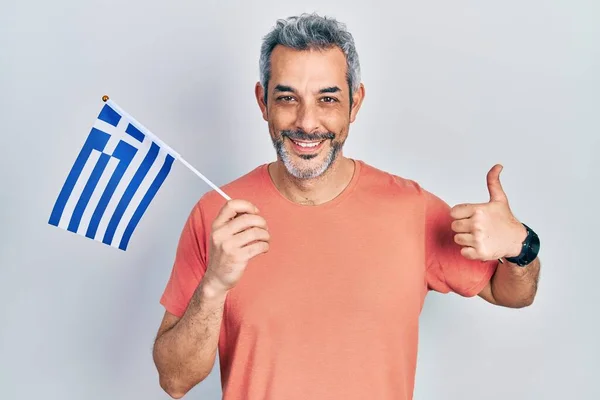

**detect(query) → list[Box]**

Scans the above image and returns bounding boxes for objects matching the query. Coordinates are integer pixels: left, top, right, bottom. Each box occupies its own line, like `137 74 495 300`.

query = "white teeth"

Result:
293 140 321 148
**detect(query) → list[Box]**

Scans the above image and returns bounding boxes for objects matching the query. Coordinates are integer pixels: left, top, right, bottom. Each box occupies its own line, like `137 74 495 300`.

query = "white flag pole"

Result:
102 95 231 201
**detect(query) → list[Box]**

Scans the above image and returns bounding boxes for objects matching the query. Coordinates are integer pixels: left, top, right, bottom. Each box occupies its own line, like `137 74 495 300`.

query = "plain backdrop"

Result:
1 0 598 399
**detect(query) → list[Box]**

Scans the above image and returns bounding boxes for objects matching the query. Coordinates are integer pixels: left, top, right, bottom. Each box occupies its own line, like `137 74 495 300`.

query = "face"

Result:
256 45 364 180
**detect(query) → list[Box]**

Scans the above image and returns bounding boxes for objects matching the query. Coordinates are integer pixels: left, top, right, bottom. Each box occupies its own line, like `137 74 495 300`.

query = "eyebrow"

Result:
273 85 342 95
274 84 296 93
319 86 341 94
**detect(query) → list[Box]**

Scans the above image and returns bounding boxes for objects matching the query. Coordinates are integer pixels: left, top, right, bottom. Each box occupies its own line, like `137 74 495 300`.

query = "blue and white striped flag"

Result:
50 97 231 250
49 99 180 250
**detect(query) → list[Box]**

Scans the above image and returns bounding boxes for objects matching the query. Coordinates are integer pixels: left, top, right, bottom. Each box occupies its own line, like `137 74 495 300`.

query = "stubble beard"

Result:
271 129 344 180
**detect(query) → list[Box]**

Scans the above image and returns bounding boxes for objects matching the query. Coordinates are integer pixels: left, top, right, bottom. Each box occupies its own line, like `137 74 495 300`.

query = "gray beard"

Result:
272 137 343 180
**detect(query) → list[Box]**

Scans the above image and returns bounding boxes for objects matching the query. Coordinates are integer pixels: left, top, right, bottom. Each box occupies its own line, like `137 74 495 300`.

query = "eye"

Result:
277 95 296 102
320 96 338 103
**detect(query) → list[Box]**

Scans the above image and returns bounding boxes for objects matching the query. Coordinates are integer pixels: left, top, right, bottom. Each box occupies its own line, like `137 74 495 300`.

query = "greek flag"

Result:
49 99 177 250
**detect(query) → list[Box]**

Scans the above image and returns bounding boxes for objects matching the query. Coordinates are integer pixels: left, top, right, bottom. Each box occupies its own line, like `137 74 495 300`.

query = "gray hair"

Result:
259 13 361 103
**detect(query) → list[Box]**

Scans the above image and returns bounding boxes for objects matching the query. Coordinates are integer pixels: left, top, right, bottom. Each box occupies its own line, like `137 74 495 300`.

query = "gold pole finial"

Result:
102 95 109 102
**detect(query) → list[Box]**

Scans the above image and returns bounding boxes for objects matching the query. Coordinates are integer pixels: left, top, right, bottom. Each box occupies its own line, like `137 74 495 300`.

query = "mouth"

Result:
288 138 327 154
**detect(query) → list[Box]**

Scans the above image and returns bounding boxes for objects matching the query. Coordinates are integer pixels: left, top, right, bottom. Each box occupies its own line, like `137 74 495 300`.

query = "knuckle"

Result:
221 240 233 253
251 214 266 226
211 230 222 244
238 212 253 222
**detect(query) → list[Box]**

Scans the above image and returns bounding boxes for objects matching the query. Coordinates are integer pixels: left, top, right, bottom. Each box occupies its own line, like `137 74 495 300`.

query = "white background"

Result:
1 0 598 399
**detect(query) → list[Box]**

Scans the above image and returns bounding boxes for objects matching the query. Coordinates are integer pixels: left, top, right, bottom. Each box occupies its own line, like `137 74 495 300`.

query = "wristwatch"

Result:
504 223 540 267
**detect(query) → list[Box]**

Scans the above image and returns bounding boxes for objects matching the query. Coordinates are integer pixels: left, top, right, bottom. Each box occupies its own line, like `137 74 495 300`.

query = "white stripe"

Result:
58 151 101 230
103 118 127 155
110 148 168 248
94 135 153 244
105 99 180 159
93 119 143 151
77 157 119 237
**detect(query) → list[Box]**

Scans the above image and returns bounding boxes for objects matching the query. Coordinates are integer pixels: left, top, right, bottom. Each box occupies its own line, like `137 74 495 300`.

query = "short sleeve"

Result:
160 201 208 317
424 190 497 297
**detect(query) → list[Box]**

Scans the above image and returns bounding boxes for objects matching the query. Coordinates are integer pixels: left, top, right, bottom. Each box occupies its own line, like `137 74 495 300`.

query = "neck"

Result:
268 156 355 206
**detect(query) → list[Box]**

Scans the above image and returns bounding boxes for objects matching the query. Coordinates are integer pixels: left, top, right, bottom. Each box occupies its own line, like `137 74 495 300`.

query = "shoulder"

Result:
356 160 427 199
355 160 450 214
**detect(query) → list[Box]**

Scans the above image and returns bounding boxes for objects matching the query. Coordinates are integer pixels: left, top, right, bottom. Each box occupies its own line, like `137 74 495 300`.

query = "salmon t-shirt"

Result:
160 159 497 400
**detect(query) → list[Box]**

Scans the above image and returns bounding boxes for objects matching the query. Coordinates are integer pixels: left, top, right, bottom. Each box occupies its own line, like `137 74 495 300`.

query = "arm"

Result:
153 199 270 398
448 164 542 306
153 278 227 399
478 257 540 308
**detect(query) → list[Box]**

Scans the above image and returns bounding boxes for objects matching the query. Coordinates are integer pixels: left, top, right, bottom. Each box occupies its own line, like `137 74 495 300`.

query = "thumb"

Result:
487 164 508 203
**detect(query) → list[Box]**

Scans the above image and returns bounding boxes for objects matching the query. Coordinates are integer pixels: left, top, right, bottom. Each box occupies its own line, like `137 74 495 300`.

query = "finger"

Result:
231 227 270 248
450 203 478 220
223 214 268 236
460 246 478 260
454 233 476 247
451 218 473 233
213 199 259 229
243 240 270 259
486 164 508 203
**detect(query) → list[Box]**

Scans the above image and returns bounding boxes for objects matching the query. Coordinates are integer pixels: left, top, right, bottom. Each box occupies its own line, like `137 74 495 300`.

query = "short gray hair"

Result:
259 13 361 103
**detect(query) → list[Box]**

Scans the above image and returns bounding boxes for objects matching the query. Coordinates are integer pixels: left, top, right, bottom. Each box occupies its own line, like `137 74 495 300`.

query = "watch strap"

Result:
504 223 540 267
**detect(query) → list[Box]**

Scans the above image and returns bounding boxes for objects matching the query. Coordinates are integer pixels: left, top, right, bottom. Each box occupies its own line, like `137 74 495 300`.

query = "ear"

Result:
349 83 365 123
255 82 268 121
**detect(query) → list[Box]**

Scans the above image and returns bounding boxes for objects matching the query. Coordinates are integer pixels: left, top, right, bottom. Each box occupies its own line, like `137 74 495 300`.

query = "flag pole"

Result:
102 95 231 201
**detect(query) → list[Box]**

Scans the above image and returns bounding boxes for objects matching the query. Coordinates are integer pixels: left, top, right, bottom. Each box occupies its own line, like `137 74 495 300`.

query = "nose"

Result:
295 102 320 134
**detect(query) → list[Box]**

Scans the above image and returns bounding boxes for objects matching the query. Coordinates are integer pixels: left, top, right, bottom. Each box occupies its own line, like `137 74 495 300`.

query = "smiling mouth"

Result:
292 139 323 148
288 138 327 153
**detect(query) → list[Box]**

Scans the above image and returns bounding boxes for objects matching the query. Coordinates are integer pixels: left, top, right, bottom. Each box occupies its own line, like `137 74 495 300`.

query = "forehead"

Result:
269 45 348 90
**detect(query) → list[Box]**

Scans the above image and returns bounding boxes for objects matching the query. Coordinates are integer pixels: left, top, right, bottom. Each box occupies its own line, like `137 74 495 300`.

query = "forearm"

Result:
490 257 540 308
154 278 227 397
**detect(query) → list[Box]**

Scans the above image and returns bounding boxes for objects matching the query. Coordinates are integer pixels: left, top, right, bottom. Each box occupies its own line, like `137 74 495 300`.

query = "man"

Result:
152 13 541 400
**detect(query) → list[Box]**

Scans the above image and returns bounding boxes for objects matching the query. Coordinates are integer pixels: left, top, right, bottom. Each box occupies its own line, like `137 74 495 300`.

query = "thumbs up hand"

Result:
450 164 527 261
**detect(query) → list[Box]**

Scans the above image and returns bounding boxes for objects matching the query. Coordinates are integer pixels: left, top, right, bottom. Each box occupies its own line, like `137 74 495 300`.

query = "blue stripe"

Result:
98 104 121 127
118 153 175 250
85 140 138 239
125 123 145 142
102 142 160 245
67 153 111 233
49 128 110 226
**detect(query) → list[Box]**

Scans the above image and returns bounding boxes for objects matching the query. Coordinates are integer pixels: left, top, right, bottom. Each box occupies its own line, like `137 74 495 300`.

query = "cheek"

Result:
268 106 297 128
265 110 287 137
267 120 282 141
322 112 350 137
333 128 349 144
